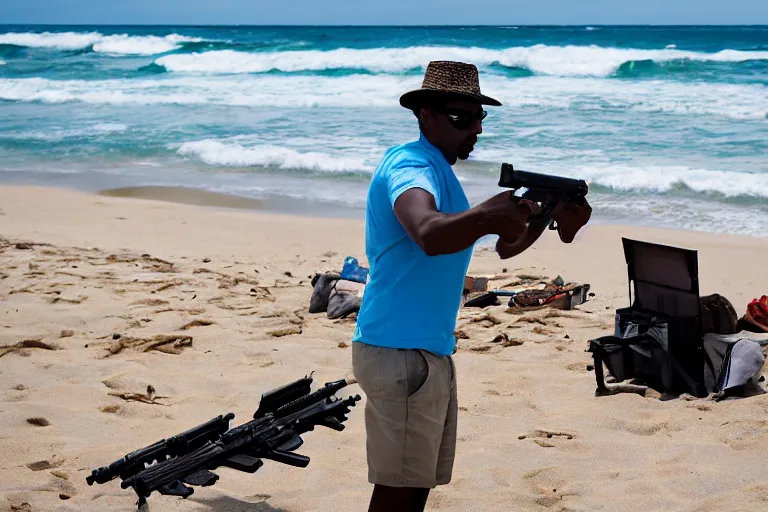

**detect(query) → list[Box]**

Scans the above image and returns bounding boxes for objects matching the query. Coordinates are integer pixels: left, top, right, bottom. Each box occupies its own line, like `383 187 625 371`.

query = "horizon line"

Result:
1 23 767 28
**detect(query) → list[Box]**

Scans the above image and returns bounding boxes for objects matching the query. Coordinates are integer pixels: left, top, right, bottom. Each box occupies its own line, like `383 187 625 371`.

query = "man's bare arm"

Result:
393 188 536 256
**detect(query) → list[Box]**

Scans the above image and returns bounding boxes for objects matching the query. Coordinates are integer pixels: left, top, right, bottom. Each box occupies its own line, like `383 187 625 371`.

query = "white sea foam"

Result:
470 162 768 199
155 45 768 77
2 31 766 74
2 74 765 121
0 31 103 50
93 35 202 56
91 123 129 132
0 31 203 55
173 137 768 198
177 140 370 172
576 164 768 198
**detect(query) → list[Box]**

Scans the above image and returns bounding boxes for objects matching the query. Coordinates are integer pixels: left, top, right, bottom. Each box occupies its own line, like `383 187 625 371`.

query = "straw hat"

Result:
399 61 502 111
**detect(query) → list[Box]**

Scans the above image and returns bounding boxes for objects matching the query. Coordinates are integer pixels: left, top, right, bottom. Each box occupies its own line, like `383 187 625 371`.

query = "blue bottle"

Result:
341 256 369 284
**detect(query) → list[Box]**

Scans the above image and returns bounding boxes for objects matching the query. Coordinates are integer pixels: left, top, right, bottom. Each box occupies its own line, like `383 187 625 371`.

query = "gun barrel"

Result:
499 163 587 196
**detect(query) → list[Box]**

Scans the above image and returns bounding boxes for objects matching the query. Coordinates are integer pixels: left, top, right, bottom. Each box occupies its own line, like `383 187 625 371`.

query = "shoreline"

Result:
2 165 766 239
92 184 766 243
98 185 365 220
2 182 765 244
3 182 766 246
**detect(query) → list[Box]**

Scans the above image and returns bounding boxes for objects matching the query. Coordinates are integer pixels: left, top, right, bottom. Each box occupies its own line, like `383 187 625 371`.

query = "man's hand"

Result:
551 197 592 243
476 191 540 243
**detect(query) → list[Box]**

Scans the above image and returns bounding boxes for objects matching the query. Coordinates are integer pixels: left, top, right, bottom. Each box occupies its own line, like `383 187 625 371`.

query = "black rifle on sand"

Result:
86 375 360 509
498 163 589 229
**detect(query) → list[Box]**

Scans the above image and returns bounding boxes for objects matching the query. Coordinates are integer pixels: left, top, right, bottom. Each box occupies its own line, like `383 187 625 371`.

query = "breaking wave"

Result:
1 75 765 121
0 31 205 55
154 45 768 77
576 164 768 199
177 140 370 173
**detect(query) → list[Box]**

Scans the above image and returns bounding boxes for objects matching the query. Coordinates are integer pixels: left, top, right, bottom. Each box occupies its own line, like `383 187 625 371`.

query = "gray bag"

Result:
703 332 768 399
309 272 363 319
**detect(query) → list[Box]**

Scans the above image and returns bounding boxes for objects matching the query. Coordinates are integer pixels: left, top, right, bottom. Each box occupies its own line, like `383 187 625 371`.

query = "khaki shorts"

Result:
352 341 458 489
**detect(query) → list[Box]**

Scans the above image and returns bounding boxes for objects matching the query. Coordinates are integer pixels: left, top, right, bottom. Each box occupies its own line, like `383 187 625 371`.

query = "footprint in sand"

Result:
26 456 65 471
522 466 580 508
608 418 671 436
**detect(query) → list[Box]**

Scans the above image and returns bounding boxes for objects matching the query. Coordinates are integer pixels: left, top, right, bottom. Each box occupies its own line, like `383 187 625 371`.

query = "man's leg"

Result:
353 343 451 511
370 356 457 512
435 356 458 486
368 485 430 512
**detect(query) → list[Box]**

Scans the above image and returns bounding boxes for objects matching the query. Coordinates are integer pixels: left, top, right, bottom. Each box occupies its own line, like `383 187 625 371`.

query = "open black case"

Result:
588 238 708 397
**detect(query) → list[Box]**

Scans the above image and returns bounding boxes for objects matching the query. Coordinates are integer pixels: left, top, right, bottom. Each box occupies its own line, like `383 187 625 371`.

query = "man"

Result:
351 61 591 512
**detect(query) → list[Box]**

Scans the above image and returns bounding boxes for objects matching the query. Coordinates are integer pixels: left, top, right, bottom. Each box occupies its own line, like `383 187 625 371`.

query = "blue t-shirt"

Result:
352 133 473 356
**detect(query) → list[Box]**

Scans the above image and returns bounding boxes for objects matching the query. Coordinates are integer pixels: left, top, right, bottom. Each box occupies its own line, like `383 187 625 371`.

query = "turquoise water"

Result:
1 25 767 235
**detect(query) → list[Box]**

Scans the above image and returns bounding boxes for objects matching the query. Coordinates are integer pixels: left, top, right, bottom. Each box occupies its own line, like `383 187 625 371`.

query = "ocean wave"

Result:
2 75 765 121
154 45 768 77
0 31 205 55
177 140 370 173
0 31 102 50
572 164 768 199
93 34 204 56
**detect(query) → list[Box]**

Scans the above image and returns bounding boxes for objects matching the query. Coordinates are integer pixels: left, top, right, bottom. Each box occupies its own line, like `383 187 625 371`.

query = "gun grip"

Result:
182 470 219 487
266 449 310 468
318 416 345 432
157 480 194 499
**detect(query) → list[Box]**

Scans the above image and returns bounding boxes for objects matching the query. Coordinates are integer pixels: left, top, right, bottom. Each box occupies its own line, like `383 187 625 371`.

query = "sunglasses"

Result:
438 108 488 130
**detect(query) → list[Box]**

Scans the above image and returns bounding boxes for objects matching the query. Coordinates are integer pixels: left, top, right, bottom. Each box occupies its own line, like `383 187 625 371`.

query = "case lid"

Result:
622 238 700 318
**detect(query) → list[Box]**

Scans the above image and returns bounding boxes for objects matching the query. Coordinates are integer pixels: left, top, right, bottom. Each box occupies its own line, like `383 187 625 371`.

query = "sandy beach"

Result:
1 184 767 512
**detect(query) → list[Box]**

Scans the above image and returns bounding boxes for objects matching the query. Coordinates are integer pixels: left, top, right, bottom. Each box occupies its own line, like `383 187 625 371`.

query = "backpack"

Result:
699 294 739 335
